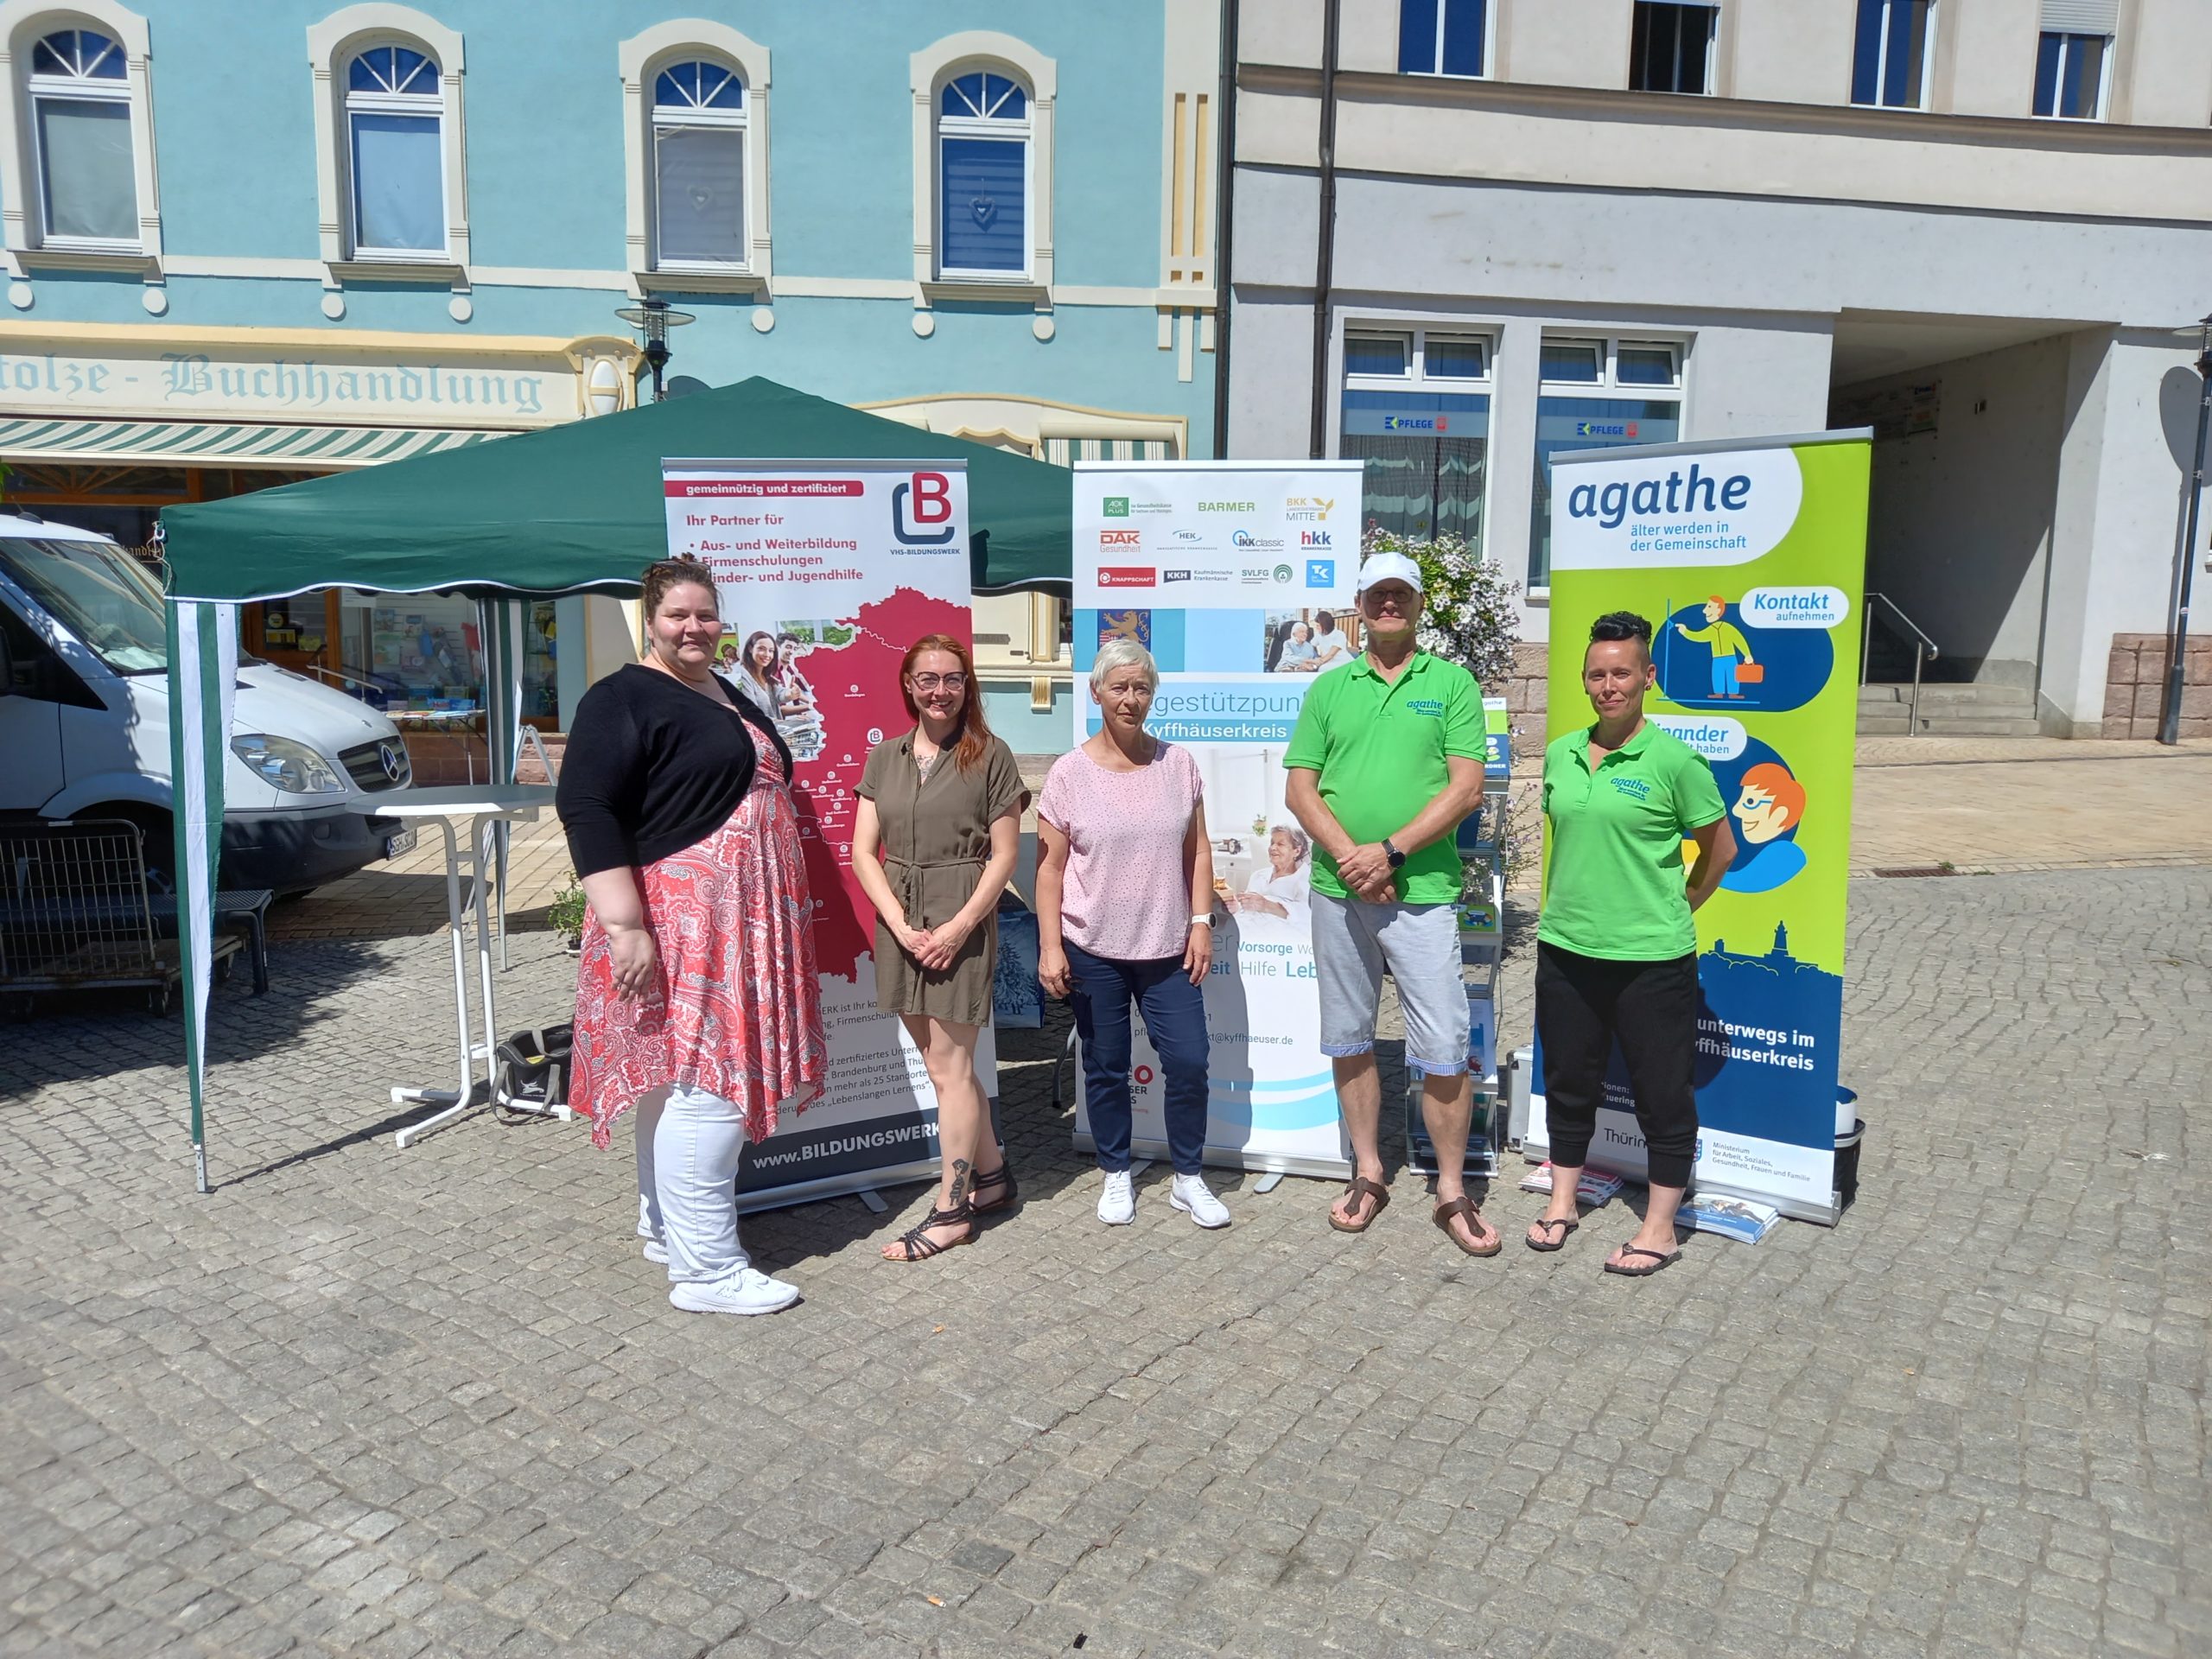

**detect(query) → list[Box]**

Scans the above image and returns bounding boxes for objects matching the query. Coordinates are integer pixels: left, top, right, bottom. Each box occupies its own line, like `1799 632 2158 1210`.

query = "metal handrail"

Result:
301 662 388 701
1862 591 1940 735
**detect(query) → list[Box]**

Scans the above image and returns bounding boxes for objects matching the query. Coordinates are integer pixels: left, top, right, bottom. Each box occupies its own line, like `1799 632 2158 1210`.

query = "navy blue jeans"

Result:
1065 941 1210 1175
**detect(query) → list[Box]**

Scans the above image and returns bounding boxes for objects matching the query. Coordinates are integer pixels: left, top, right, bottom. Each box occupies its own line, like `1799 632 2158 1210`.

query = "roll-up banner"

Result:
1533 432 1870 1224
1071 461 1364 1179
660 458 988 1210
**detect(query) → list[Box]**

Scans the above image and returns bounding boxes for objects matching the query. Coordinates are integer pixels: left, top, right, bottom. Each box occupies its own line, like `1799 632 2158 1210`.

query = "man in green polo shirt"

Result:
1283 550 1493 1257
1530 610 1734 1276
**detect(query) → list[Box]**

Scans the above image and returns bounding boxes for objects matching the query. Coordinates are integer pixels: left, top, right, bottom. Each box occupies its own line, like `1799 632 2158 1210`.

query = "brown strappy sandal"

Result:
1433 1194 1503 1257
1328 1175 1391 1233
884 1199 975 1262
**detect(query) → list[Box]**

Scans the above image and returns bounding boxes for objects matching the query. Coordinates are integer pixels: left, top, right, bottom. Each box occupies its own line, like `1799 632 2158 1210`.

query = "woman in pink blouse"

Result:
1035 639 1228 1230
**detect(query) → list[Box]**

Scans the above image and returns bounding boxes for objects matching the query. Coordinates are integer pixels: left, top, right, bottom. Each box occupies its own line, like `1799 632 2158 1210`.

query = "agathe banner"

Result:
1532 431 1870 1223
660 458 990 1209
1071 460 1364 1178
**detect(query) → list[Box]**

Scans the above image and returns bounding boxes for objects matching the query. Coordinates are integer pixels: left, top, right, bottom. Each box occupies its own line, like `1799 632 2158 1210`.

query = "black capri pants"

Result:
1535 942 1700 1190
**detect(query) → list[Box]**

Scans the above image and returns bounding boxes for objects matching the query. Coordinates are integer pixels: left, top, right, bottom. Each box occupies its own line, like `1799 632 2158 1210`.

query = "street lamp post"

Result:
2160 313 2212 747
613 296 696 404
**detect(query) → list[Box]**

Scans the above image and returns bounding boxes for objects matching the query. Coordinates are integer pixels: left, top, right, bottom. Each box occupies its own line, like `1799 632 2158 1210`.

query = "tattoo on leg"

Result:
949 1158 972 1207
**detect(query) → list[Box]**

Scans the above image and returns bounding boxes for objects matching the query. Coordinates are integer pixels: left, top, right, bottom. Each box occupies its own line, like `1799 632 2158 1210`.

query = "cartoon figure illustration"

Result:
1675 595 1757 699
1721 762 1808 893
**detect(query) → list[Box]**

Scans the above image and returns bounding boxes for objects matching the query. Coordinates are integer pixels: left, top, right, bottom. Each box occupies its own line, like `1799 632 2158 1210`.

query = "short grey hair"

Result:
1089 637 1160 696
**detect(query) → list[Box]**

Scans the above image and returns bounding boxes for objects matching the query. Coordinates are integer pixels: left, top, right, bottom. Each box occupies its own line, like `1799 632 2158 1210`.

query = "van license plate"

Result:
384 828 417 860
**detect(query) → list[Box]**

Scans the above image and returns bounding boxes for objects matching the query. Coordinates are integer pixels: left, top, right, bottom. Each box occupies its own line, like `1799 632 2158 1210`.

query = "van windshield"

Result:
0 536 168 674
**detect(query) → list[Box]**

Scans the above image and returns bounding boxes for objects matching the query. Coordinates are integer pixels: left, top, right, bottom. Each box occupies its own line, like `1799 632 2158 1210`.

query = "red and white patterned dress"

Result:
569 740 828 1147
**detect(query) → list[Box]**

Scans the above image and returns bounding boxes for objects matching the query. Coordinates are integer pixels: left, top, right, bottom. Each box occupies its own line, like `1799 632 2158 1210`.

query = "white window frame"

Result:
2033 29 2111 123
935 68 1032 283
1630 1 1719 97
343 42 445 258
1530 334 1688 590
307 5 467 280
618 20 771 294
1399 0 1495 81
1343 327 1497 393
909 31 1055 307
0 0 162 270
1851 0 1936 111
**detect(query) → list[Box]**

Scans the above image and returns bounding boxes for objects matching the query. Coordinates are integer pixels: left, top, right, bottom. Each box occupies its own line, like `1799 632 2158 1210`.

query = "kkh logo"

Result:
1102 496 1130 518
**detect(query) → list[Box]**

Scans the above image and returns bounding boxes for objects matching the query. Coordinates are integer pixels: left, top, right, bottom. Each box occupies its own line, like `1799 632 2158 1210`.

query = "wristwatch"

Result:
1382 839 1407 869
1189 912 1215 928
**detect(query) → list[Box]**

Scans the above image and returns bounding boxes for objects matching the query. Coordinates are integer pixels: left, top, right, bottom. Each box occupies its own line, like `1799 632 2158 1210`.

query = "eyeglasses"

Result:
910 672 967 692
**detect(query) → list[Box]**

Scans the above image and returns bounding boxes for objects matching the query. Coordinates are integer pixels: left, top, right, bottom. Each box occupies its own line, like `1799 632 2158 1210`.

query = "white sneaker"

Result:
1170 1173 1231 1229
641 1238 669 1266
1097 1170 1135 1225
669 1268 800 1316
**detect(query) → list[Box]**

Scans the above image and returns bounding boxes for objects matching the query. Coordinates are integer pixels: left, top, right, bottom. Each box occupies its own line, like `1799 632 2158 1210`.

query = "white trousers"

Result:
632 1084 748 1284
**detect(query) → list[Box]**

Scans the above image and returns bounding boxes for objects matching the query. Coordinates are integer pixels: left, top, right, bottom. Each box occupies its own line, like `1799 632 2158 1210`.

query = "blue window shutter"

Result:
1851 0 1884 105
940 137 1025 273
1441 0 1485 76
2032 33 2063 115
1398 0 1440 73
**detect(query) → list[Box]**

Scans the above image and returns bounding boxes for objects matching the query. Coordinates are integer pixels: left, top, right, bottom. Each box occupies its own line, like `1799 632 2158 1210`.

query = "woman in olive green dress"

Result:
852 633 1027 1262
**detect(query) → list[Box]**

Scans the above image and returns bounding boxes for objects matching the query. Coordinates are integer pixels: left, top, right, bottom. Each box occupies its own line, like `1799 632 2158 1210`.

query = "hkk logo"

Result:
891 471 957 545
1300 530 1332 548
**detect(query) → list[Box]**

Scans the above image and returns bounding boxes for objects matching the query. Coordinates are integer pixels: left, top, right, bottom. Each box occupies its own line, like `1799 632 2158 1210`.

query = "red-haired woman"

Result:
851 634 1027 1262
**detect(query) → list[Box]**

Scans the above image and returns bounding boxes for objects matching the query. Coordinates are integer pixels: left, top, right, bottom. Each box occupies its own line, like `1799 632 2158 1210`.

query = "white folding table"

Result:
372 785 568 1148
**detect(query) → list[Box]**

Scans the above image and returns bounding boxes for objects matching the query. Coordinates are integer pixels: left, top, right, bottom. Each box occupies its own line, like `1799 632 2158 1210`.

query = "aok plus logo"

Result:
1102 496 1130 518
1098 530 1143 550
892 471 957 545
1096 567 1157 588
1299 530 1332 548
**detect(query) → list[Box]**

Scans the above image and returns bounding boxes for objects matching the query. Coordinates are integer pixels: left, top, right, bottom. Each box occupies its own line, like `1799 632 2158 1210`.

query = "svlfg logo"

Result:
1305 559 1335 588
892 471 957 545
1300 530 1332 548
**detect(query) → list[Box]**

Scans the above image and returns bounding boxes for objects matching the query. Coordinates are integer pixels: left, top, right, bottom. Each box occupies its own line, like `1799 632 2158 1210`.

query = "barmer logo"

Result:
1198 499 1256 513
1098 530 1142 549
1103 496 1129 518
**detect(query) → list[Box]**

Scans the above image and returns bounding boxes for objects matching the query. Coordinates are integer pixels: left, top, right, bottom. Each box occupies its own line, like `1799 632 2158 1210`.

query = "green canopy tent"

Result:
158 376 1076 1191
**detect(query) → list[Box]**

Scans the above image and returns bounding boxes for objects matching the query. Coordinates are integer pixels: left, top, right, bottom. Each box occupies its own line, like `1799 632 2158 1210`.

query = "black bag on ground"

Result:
492 1022 573 1115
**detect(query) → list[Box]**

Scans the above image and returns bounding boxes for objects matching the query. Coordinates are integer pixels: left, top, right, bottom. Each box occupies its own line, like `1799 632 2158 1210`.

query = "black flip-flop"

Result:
1603 1244 1681 1277
1526 1216 1579 1253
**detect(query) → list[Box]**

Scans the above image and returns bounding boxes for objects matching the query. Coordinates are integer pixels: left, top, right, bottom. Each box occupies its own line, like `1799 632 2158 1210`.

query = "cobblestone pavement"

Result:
4 867 2209 1658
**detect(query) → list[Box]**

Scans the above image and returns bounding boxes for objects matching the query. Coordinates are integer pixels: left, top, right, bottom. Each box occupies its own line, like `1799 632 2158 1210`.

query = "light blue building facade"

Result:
0 0 1224 750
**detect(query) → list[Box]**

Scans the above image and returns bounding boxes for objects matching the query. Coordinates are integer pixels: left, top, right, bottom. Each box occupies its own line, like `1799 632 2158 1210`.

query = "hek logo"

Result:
1305 559 1335 588
1098 529 1143 549
892 471 957 545
1102 496 1130 518
1096 567 1157 588
1300 530 1332 548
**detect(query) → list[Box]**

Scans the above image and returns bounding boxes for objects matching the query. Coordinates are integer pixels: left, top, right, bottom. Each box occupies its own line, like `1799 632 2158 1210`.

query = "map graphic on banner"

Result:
1072 461 1365 1179
661 459 987 1205
1533 433 1870 1223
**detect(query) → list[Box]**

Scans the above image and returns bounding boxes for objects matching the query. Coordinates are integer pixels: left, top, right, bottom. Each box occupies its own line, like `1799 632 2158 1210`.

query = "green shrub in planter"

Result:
550 880 587 945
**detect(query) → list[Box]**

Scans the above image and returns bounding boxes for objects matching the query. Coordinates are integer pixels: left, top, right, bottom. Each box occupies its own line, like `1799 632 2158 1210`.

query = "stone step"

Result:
1858 682 2035 709
1915 715 2045 738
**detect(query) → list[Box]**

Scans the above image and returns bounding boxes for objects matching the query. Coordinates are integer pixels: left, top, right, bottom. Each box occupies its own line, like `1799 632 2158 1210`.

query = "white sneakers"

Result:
642 1237 669 1266
1097 1170 1136 1224
1170 1173 1231 1230
1098 1169 1232 1229
669 1268 801 1316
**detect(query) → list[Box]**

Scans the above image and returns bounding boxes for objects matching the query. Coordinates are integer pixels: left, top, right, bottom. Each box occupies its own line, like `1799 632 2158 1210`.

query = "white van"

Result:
0 512 416 893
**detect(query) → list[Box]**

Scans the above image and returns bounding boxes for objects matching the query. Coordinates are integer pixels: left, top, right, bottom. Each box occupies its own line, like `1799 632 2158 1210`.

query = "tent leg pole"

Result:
195 1141 209 1195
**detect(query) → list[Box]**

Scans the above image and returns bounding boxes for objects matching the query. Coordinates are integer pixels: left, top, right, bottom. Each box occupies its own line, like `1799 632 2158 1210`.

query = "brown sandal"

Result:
1433 1195 1502 1257
884 1200 975 1262
1328 1175 1390 1233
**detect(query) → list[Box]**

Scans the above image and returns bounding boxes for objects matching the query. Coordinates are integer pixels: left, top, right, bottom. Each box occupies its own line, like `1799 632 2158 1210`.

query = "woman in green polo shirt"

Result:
1532 611 1735 1276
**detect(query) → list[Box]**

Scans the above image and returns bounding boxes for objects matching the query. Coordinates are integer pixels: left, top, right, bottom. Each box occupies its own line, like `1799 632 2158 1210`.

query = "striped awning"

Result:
0 416 508 469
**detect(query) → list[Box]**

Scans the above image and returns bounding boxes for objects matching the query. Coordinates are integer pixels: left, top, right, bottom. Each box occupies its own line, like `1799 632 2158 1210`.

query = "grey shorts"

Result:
1310 890 1470 1077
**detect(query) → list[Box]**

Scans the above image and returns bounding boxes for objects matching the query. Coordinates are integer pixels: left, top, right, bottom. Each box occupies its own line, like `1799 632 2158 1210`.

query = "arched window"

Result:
26 26 135 245
345 41 444 254
936 69 1028 277
651 58 746 268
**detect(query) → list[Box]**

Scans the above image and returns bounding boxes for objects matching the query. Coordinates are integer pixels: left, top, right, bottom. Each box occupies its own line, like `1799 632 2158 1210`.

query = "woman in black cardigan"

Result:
556 557 827 1319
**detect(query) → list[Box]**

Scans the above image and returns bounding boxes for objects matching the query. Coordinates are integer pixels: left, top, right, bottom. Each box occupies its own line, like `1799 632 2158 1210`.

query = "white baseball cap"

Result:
1355 550 1425 594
